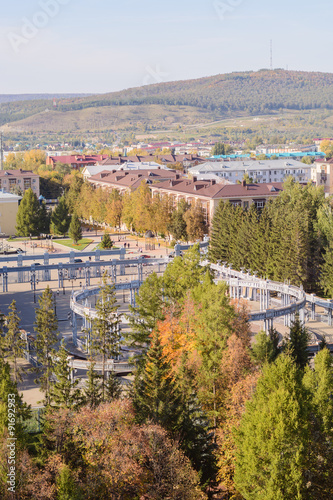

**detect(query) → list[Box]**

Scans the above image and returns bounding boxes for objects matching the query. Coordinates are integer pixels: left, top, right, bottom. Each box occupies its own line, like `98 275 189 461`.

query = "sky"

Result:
1 0 333 94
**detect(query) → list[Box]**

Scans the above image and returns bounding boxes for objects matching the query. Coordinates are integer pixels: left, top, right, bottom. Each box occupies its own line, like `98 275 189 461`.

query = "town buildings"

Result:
87 169 179 194
0 169 40 197
311 158 333 194
188 159 311 184
0 191 22 235
150 178 283 223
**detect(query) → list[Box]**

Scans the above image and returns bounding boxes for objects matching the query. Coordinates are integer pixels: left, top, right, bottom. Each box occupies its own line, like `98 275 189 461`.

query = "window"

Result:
254 200 265 209
9 179 16 187
24 178 31 190
243 201 249 209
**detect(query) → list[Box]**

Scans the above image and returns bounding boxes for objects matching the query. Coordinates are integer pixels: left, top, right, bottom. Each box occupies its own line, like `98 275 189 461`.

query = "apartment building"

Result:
188 160 311 184
0 170 40 197
150 178 283 224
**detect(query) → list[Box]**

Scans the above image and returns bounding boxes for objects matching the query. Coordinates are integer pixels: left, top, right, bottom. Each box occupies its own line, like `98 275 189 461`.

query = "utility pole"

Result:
0 133 3 171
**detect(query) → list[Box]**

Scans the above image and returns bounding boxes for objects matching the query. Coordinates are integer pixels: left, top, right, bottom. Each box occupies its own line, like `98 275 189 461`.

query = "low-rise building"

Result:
46 154 109 169
0 170 40 197
189 159 311 184
0 191 22 235
82 162 169 180
311 158 333 193
88 169 180 194
151 179 283 224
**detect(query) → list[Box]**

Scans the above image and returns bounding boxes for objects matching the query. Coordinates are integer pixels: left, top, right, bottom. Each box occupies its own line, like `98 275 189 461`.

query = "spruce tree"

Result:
38 201 51 234
320 242 333 296
126 272 165 353
163 243 211 306
132 329 184 432
167 199 188 241
49 343 81 409
104 371 122 402
252 328 281 365
209 201 235 264
68 213 82 245
51 196 71 236
34 286 59 406
5 300 25 383
90 276 120 399
15 188 41 236
0 359 31 442
56 464 83 500
82 361 102 409
100 232 113 249
284 315 310 370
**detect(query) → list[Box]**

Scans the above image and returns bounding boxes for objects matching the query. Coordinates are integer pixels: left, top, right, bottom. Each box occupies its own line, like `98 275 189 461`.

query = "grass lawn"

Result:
54 238 93 251
94 243 120 250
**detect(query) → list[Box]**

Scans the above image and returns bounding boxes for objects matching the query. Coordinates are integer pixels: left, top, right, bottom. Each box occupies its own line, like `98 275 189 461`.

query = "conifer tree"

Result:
104 371 122 402
5 300 25 383
163 243 210 306
0 359 31 442
234 354 311 499
209 201 234 263
126 272 164 354
56 464 82 500
133 329 183 432
320 242 333 296
283 315 310 370
49 343 81 409
68 213 82 245
190 279 235 429
15 188 41 236
82 361 102 409
90 276 120 399
168 199 188 241
100 232 113 249
51 196 71 236
34 286 58 406
252 328 281 365
38 201 51 234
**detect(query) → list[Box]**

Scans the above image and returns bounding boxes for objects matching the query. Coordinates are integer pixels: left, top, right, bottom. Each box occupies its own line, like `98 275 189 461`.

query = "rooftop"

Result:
152 179 284 199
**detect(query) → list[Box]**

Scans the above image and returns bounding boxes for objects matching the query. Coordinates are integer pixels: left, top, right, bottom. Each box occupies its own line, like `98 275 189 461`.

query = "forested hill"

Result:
2 69 333 131
57 70 333 114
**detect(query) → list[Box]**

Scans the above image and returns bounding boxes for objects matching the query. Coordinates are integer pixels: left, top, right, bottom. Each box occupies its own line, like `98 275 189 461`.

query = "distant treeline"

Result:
3 70 333 127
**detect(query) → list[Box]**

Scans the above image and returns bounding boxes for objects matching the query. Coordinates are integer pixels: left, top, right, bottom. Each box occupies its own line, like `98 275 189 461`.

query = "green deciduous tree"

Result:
184 201 208 241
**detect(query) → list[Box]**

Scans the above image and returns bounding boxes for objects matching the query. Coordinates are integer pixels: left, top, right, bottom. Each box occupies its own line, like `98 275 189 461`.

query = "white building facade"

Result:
188 160 311 184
